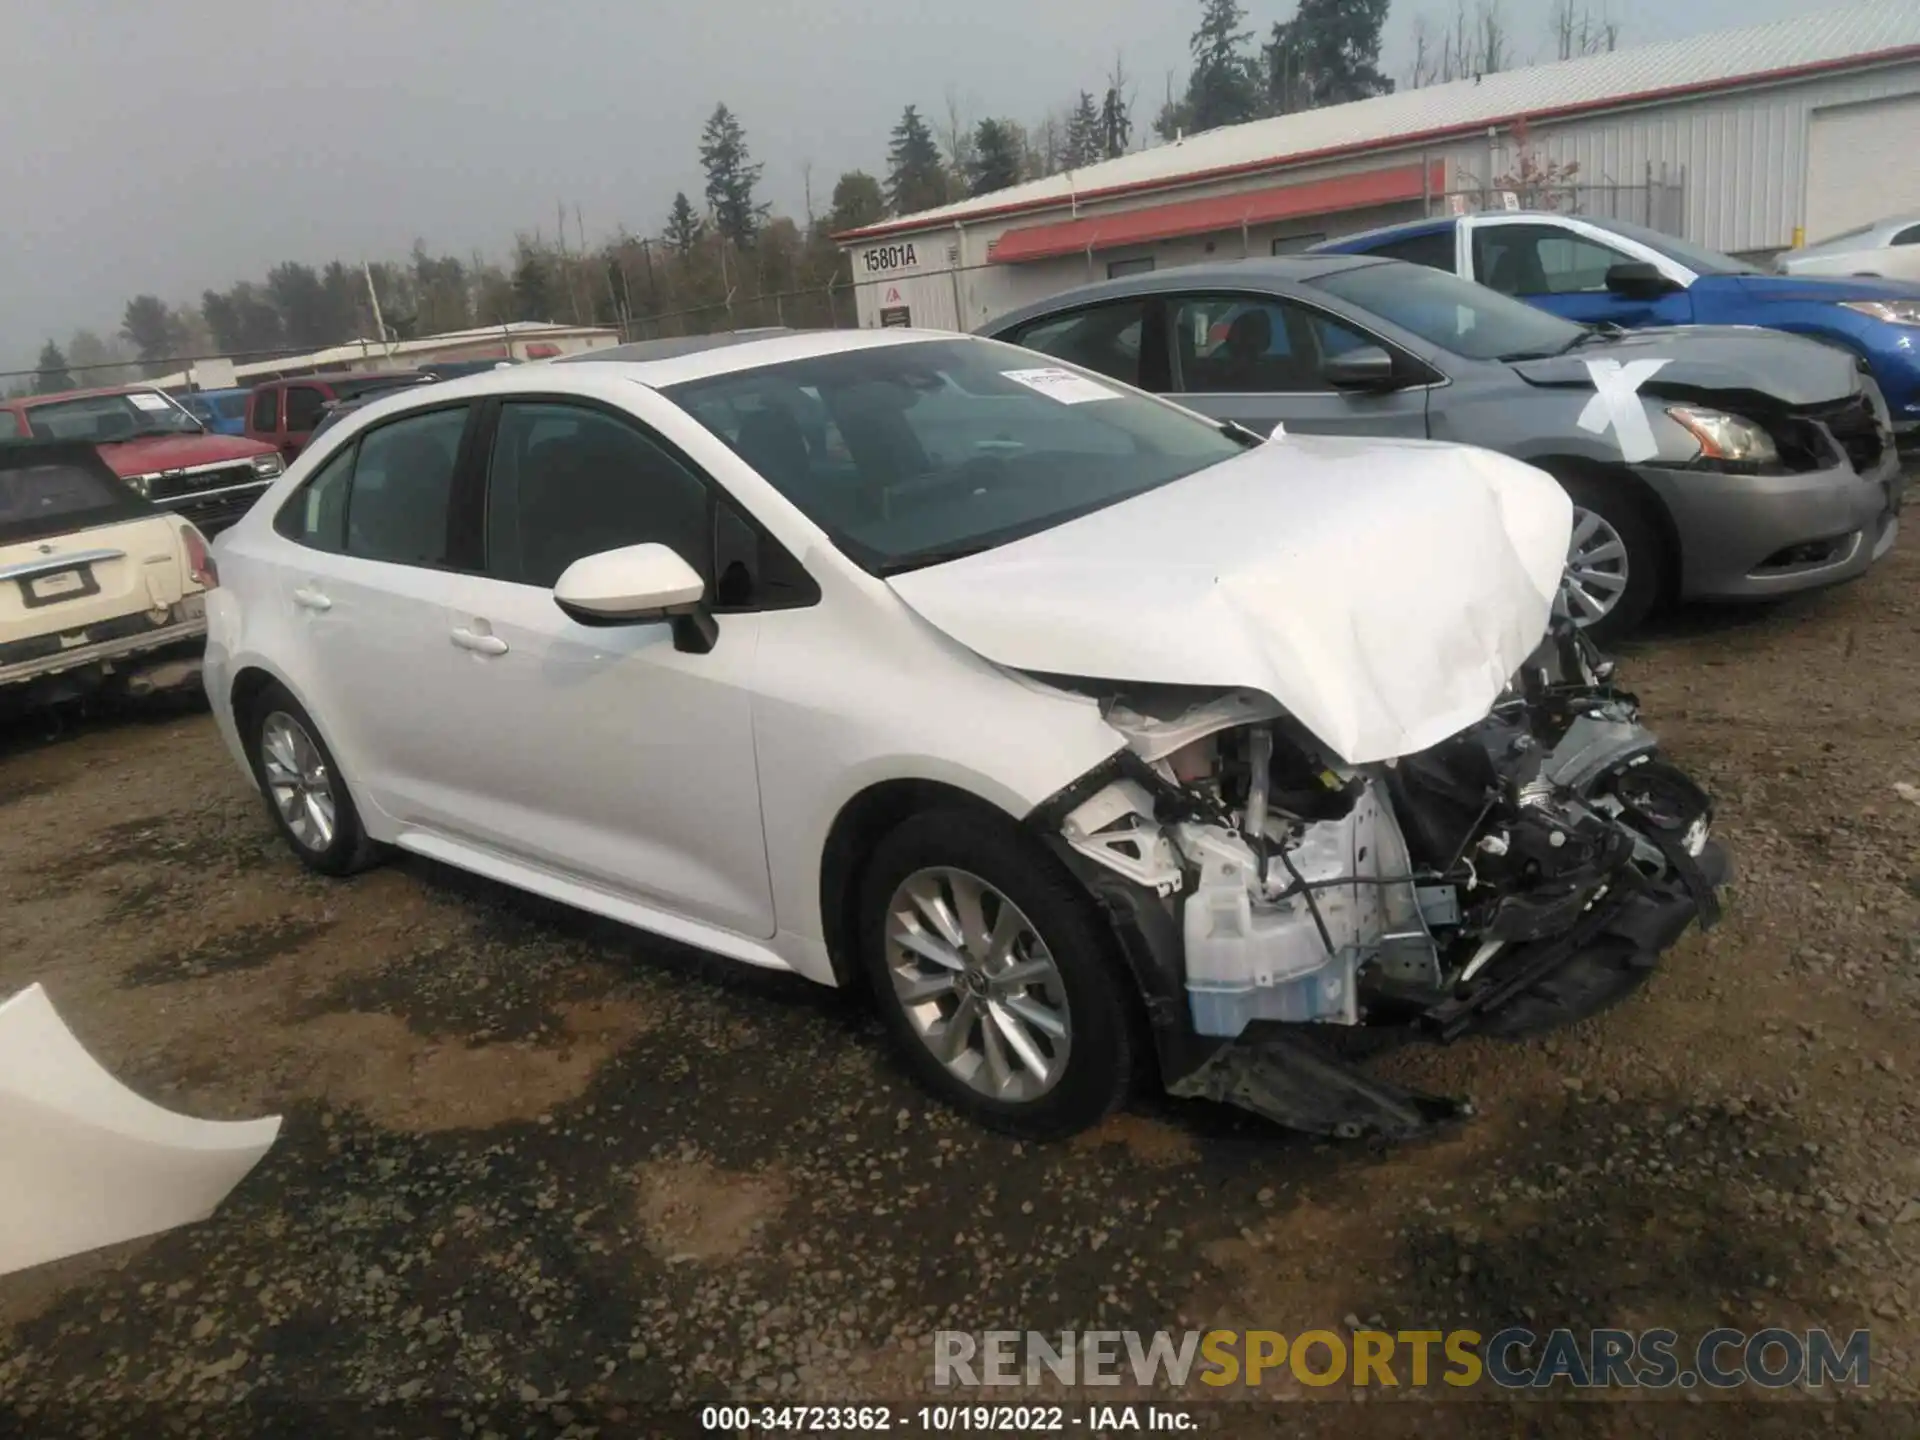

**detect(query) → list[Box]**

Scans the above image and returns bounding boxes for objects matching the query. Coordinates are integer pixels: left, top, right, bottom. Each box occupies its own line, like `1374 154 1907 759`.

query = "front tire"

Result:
1556 476 1666 643
856 808 1135 1139
242 683 383 876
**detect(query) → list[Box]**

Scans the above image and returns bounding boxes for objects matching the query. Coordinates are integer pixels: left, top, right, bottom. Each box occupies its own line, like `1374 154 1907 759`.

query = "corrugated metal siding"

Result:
1471 62 1920 251
846 0 1920 239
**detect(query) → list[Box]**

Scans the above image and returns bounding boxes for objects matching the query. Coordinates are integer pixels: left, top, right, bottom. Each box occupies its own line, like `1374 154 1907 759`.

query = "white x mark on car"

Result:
205 330 1727 1139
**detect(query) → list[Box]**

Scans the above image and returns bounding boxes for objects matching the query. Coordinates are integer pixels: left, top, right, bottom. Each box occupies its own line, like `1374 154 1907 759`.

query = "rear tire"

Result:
856 808 1135 1139
242 683 383 877
1555 476 1666 643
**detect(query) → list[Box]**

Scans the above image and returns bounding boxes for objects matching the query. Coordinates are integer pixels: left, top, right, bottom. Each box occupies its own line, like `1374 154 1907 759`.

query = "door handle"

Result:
292 586 332 612
451 626 508 656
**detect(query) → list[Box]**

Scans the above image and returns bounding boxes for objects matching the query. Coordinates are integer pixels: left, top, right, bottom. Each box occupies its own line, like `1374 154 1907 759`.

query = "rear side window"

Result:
1361 229 1456 272
1894 223 1920 247
284 386 327 433
273 406 470 566
251 388 280 432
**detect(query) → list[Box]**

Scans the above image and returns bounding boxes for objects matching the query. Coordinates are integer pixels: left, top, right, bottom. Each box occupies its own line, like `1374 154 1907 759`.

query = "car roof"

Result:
13 383 170 408
1313 216 1459 251
550 326 974 386
1803 213 1920 250
980 254 1393 332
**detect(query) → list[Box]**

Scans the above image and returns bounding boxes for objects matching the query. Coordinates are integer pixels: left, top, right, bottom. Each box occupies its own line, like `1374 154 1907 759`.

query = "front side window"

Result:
1003 300 1148 386
484 401 711 589
344 406 469 565
663 337 1243 575
22 390 201 442
1310 260 1586 362
284 386 327 433
1473 223 1632 297
251 388 281 432
1593 217 1759 275
1169 295 1376 394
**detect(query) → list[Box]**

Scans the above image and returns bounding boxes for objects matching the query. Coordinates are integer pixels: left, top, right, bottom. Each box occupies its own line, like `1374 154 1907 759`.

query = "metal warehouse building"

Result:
837 0 1920 332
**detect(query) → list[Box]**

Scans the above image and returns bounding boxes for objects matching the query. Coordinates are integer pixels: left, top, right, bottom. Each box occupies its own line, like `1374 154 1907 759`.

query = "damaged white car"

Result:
203 331 1729 1139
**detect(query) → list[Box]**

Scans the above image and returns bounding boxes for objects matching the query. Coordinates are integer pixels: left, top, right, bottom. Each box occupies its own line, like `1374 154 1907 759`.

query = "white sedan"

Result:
203 330 1727 1139
1778 213 1920 281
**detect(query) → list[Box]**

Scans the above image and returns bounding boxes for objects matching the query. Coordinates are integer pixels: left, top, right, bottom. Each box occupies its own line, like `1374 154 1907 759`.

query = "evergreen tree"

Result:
120 295 185 374
511 241 555 322
1266 0 1393 114
699 103 767 247
33 340 74 393
1065 92 1103 169
827 171 886 234
886 105 948 216
966 119 1024 197
1185 0 1262 133
664 191 706 259
1100 86 1134 157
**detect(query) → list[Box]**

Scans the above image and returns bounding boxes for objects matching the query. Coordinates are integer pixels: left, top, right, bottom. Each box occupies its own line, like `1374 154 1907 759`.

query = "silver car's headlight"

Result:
250 453 285 478
1667 406 1779 469
1841 299 1920 327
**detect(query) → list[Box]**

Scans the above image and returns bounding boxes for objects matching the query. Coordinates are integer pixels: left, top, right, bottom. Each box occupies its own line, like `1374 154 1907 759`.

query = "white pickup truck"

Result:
0 440 214 718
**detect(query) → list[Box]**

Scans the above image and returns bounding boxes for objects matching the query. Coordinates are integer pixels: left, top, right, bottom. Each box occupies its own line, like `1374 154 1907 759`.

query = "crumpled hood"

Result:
1508 324 1863 408
887 434 1572 765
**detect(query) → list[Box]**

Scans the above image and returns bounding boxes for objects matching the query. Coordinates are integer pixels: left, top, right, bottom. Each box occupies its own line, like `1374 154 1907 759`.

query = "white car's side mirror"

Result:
553 543 717 653
1267 420 1288 441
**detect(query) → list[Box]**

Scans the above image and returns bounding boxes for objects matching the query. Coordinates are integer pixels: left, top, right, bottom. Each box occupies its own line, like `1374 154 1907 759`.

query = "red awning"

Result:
986 160 1445 265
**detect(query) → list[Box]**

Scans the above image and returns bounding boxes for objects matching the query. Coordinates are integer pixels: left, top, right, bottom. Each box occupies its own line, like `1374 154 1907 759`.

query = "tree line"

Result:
17 0 1622 394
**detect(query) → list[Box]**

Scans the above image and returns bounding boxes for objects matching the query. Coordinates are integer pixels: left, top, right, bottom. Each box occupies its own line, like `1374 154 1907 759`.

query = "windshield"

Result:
662 337 1244 574
1593 217 1760 276
1309 261 1585 361
23 390 202 442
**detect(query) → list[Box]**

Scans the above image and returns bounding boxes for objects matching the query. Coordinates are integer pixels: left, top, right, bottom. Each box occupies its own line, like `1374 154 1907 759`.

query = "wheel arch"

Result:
817 777 1019 988
1526 453 1684 607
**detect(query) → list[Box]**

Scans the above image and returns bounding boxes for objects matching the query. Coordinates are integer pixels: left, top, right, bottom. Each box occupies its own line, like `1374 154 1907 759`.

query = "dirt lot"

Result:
2 536 1918 1437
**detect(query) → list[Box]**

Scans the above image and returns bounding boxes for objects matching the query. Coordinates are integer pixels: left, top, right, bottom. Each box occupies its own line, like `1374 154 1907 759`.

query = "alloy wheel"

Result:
882 867 1072 1104
1559 506 1631 626
260 710 337 852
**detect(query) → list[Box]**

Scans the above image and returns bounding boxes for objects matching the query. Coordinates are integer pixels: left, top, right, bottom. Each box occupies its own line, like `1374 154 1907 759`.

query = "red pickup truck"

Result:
243 371 432 459
0 385 284 535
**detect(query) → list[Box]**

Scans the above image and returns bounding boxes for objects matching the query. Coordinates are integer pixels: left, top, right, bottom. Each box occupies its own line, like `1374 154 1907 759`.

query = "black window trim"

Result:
1162 287 1445 397
465 392 820 614
270 399 486 574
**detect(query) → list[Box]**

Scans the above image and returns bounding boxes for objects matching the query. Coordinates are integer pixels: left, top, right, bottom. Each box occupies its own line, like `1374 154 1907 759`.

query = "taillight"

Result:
184 525 219 589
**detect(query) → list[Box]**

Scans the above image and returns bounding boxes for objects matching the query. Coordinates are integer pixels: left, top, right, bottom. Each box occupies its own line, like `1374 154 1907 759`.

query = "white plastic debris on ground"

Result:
0 983 280 1277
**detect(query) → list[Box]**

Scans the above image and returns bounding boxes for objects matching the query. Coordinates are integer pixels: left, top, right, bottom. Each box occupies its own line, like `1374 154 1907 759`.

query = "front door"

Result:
1467 219 1695 329
1162 292 1431 438
427 396 776 938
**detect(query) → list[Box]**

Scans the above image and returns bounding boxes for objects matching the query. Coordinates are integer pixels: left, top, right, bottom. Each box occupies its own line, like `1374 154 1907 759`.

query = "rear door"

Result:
264 402 482 828
282 385 329 456
246 385 286 456
1161 291 1431 437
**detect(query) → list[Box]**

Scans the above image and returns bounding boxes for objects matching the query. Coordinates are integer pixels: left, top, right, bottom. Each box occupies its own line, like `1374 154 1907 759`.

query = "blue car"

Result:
1314 212 1920 445
178 387 251 436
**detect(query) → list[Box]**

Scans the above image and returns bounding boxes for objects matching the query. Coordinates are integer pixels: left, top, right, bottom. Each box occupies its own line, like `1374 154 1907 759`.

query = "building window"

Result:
1271 233 1328 255
1106 256 1156 278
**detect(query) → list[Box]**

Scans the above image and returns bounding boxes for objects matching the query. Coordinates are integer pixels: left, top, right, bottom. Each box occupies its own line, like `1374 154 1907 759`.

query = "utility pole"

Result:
363 261 391 359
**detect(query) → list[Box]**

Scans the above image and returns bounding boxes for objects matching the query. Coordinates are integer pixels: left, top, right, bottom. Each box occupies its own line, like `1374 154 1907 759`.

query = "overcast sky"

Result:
0 0 1844 371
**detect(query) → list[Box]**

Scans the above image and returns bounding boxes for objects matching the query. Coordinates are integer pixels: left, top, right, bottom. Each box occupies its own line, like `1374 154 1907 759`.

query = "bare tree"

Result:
940 86 977 178
1408 16 1441 88
1551 0 1620 60
1410 0 1515 86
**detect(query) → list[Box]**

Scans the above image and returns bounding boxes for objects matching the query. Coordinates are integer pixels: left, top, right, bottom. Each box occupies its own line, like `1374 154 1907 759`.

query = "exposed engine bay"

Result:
1038 617 1730 1139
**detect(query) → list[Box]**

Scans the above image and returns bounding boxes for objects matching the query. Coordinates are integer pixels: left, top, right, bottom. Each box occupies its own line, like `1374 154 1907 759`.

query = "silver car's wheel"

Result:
882 866 1073 1104
260 709 337 852
1560 505 1631 626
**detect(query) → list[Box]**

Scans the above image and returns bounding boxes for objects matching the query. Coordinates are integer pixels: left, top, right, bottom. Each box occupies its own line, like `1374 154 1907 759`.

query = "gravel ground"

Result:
2 535 1917 1437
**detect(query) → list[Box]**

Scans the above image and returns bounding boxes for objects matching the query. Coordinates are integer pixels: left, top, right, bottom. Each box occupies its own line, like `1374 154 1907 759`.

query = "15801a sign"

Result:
861 242 918 275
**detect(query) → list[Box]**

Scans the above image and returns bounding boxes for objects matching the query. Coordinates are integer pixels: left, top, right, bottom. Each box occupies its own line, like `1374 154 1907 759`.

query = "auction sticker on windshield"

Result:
1002 368 1119 405
126 392 171 412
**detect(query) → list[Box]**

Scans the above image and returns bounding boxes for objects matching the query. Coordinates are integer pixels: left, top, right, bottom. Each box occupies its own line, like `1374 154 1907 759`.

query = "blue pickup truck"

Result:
1315 212 1920 446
